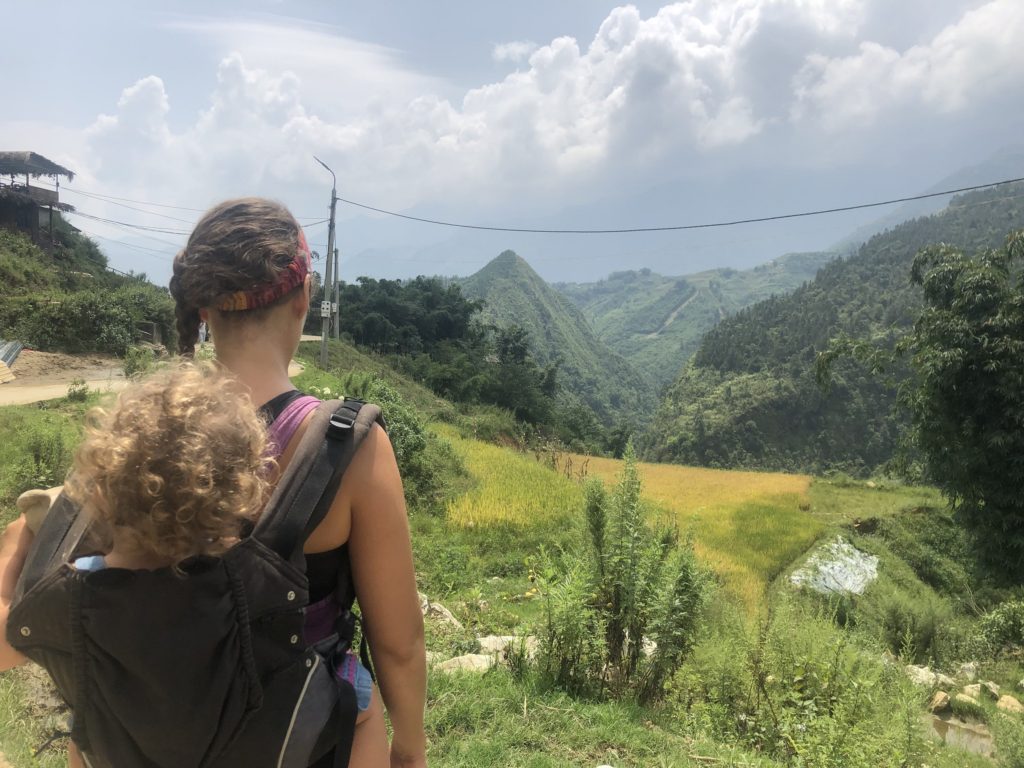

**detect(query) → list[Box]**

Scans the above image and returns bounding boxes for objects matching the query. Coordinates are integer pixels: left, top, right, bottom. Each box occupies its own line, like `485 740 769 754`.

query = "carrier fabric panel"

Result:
78 560 259 767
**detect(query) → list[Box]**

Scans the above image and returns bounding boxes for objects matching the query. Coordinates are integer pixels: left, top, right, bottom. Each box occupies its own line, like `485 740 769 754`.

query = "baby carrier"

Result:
6 398 382 768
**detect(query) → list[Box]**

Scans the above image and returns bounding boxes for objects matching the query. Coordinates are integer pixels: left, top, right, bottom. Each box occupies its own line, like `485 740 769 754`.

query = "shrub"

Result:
66 378 89 403
874 588 949 664
670 599 939 768
992 712 1024 768
10 424 74 497
978 599 1024 657
123 345 156 380
538 444 710 703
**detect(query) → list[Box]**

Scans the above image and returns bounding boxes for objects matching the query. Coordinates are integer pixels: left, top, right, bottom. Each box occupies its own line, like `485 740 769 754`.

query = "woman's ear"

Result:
295 274 312 318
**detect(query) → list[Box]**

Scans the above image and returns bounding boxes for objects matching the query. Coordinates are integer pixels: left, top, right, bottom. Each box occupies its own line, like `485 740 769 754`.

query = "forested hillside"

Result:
645 183 1024 474
557 252 832 389
459 251 655 420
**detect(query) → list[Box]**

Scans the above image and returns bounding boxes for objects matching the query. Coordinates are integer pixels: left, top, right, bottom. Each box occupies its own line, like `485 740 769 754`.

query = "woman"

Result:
168 198 427 768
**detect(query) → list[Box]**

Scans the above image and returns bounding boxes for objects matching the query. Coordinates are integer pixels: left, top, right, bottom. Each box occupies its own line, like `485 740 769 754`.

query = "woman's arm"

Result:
0 515 32 671
347 425 427 765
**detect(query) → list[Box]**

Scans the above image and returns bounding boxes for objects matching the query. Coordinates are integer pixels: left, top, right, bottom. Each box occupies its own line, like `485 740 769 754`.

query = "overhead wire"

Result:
332 176 1024 234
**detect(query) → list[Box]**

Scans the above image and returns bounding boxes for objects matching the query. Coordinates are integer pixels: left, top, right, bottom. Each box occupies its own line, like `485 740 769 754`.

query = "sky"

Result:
4 0 1024 285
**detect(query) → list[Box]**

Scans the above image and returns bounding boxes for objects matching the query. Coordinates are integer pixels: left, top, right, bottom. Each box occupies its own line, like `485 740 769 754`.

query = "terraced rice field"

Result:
439 425 824 612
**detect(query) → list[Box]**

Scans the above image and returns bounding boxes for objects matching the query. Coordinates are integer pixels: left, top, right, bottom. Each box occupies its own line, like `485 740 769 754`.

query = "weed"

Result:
65 378 89 403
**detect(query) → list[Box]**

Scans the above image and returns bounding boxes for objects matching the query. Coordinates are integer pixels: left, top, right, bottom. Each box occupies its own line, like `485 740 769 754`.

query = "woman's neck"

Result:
214 334 297 407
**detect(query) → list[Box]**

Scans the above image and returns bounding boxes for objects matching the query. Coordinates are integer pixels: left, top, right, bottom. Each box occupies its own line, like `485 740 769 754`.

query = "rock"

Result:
791 537 879 595
981 681 1000 701
997 695 1024 715
963 683 982 699
929 691 951 713
958 661 979 681
477 634 539 659
935 672 956 689
955 693 982 710
906 664 938 687
418 591 464 630
866 480 877 489
434 653 494 674
1018 678 1024 692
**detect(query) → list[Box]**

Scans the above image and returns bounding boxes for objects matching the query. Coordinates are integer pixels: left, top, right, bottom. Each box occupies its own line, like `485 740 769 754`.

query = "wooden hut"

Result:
0 151 75 241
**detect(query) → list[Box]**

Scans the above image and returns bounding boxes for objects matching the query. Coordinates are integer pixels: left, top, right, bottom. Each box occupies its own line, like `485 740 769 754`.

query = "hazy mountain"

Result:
644 182 1024 475
832 146 1024 253
459 250 655 421
556 251 834 390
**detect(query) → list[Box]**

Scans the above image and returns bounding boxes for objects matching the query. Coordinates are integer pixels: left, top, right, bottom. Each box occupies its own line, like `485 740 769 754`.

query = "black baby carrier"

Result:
6 398 383 768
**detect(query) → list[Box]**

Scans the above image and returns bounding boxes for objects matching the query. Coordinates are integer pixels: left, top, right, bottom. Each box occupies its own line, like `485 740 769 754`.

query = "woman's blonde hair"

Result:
65 363 271 565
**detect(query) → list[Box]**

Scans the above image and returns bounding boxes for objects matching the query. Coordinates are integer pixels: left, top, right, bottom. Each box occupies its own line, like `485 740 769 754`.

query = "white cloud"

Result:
492 40 538 64
792 0 1024 130
69 1 1024 242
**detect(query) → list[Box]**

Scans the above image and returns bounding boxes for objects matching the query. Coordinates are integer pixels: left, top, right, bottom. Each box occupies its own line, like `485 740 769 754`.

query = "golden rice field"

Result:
439 424 825 613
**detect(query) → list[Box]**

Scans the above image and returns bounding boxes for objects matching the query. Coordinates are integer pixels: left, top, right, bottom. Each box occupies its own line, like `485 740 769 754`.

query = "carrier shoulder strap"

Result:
253 398 384 565
13 492 90 603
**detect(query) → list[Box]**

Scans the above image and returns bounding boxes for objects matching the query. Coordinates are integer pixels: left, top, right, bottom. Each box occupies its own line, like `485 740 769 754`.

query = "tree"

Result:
818 230 1024 574
903 232 1024 574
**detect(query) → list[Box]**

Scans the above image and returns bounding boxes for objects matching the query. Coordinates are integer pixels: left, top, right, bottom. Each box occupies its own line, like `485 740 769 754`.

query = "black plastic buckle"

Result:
327 411 356 439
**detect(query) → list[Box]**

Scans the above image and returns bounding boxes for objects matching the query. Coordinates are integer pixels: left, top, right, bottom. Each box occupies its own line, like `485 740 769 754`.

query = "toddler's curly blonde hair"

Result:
65 363 271 565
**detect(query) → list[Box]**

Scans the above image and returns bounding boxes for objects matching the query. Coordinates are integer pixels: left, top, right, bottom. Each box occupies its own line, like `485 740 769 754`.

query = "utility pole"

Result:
314 156 338 367
331 246 341 339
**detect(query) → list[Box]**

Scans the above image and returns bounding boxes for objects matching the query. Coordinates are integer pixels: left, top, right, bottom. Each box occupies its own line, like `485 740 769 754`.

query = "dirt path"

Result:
0 350 306 407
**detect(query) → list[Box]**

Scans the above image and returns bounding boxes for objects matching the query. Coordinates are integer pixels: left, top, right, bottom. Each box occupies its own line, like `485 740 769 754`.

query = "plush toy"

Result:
15 486 64 534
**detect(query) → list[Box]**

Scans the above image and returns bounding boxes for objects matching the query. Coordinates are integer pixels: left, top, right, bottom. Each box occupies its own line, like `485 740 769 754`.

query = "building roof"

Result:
0 151 75 180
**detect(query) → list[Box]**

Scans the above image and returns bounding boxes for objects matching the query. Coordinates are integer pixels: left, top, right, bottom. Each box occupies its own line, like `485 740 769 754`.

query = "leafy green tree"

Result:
819 230 1024 574
903 232 1024 573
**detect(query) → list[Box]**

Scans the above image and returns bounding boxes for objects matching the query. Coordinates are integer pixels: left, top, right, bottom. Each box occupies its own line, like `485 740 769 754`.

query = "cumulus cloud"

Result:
76 0 1024 235
792 0 1024 130
492 40 538 64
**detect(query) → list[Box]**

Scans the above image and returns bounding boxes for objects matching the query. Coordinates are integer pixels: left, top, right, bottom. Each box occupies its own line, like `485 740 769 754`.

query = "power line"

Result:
64 188 196 224
77 229 175 261
63 185 325 221
333 176 1024 234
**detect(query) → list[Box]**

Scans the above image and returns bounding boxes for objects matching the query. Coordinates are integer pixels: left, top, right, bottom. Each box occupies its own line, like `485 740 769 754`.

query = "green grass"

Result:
425 668 779 767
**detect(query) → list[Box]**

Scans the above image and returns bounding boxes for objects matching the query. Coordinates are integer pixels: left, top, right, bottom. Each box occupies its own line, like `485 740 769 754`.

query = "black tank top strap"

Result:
258 389 303 424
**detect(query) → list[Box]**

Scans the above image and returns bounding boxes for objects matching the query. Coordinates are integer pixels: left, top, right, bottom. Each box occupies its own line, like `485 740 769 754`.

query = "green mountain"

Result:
644 182 1024 475
459 251 655 421
556 252 833 389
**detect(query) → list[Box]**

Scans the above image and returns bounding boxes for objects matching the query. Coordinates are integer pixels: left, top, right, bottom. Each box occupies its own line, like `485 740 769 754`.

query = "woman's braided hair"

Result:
169 198 306 356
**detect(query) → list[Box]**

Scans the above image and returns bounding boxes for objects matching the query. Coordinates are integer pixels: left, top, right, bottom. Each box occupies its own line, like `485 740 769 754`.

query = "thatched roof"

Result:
0 186 75 212
0 151 75 180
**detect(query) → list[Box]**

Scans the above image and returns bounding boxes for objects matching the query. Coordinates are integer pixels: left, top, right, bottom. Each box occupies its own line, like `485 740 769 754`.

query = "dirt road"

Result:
0 350 306 407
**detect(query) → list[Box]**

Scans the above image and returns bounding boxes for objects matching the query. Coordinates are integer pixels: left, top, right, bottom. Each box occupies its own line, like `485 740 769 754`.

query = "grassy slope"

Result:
556 252 832 390
458 251 655 420
0 359 1012 767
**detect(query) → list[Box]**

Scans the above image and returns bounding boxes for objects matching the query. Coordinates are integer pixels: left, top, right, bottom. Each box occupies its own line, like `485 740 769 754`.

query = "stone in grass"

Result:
418 591 464 631
935 672 956 689
997 695 1024 715
434 653 494 674
477 635 539 660
963 683 982 699
958 661 979 682
954 693 983 712
981 681 1001 701
929 691 951 714
906 665 937 687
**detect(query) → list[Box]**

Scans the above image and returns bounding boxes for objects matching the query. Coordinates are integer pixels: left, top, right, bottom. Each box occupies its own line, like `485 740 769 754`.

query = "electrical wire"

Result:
63 185 325 221
333 176 1024 234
